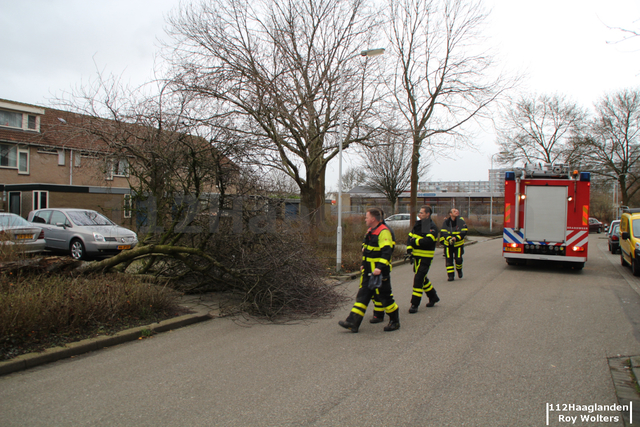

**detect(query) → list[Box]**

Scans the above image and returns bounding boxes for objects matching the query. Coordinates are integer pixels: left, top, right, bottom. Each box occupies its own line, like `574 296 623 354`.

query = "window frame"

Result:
123 194 132 219
18 148 29 174
33 190 48 211
0 109 23 129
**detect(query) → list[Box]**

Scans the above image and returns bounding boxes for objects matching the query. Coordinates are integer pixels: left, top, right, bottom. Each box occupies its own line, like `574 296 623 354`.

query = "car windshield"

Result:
67 211 114 226
0 214 30 228
612 224 620 234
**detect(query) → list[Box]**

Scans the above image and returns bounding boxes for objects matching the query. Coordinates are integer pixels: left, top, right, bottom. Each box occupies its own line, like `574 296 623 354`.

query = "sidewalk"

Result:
0 294 219 376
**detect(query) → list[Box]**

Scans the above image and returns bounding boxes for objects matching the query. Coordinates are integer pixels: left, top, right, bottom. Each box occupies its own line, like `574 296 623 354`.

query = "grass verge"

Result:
0 272 184 361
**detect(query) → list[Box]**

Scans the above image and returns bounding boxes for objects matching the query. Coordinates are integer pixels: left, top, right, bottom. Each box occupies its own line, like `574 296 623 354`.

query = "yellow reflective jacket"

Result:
407 218 438 258
440 216 468 248
362 222 395 273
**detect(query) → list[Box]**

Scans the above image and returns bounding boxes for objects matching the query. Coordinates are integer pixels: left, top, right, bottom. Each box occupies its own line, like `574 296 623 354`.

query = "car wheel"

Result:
609 243 612 253
633 258 640 276
70 239 86 260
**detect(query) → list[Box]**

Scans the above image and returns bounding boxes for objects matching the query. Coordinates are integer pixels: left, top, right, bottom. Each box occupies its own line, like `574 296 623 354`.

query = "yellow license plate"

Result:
504 247 522 252
117 245 131 250
16 234 33 240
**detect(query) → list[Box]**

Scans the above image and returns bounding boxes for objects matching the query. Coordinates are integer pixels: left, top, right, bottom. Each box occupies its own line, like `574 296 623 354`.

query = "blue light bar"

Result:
579 172 591 182
505 171 516 181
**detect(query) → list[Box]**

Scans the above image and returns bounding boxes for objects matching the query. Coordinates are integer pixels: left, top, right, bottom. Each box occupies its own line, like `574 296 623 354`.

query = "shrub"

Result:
0 272 180 360
152 222 349 320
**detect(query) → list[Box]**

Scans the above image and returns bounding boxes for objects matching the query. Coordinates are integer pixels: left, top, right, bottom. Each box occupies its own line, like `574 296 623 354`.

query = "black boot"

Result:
457 269 463 278
409 305 419 313
425 289 440 307
384 309 400 331
369 314 385 323
339 314 363 333
448 274 454 282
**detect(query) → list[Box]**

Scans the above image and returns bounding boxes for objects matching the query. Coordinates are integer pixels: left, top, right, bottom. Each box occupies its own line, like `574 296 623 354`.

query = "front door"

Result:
8 192 21 216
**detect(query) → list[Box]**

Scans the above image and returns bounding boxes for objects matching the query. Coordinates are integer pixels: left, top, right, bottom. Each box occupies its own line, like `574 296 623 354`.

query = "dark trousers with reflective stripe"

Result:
445 245 464 277
411 257 434 306
372 289 394 319
347 273 398 323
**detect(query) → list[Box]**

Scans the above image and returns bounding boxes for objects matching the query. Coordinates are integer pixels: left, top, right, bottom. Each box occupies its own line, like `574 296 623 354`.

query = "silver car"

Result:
0 213 45 254
28 208 138 260
384 214 419 229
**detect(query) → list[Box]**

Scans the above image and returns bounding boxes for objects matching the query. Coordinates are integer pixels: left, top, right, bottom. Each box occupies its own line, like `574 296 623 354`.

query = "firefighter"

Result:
369 213 395 324
407 205 440 312
339 207 400 333
440 208 468 281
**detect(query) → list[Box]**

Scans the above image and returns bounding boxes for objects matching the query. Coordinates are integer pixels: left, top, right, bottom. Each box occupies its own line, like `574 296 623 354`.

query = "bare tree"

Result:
340 166 368 192
164 0 383 224
496 94 587 166
258 169 300 197
581 89 640 206
385 0 508 226
53 76 345 319
363 130 428 213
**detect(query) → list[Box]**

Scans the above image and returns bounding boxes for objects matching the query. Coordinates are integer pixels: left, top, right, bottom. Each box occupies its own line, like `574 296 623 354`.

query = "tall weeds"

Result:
0 273 179 360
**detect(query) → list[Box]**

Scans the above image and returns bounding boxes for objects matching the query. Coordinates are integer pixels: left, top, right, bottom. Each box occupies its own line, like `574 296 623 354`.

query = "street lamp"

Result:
489 153 500 233
336 48 385 273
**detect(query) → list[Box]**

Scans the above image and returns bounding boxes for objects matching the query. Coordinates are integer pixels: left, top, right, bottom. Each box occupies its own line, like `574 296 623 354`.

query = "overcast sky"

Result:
2 0 639 184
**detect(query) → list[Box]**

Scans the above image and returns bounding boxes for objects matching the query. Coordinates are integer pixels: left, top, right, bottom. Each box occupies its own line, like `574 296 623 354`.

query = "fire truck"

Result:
502 163 591 269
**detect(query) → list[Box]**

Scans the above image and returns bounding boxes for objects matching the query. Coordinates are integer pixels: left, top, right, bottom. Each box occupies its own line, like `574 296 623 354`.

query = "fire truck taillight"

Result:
520 195 526 200
572 246 585 252
567 196 573 202
509 243 518 248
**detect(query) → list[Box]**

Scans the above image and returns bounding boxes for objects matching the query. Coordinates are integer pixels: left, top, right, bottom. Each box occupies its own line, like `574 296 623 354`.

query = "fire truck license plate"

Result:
504 247 522 252
117 245 131 250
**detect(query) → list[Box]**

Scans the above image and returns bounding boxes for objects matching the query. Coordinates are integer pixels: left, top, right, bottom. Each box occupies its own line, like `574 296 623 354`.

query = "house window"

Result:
0 144 29 172
18 149 29 174
0 144 17 168
0 110 22 128
123 194 132 219
27 115 36 130
113 158 129 177
33 191 48 210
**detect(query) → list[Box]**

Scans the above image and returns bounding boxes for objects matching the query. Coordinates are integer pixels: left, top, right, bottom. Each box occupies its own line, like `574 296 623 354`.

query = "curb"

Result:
0 310 213 377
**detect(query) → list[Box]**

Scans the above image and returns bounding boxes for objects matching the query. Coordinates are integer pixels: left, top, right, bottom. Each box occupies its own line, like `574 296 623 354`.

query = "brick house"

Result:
0 98 135 227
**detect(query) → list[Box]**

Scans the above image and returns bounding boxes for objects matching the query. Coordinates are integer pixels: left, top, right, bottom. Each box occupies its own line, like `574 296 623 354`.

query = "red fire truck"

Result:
502 163 591 269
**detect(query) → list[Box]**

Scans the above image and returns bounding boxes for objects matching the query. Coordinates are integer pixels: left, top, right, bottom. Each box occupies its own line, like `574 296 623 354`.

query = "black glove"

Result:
368 273 382 290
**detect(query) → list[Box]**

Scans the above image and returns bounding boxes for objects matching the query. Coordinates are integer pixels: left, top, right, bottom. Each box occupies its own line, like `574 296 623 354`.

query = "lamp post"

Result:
336 48 385 273
489 153 500 234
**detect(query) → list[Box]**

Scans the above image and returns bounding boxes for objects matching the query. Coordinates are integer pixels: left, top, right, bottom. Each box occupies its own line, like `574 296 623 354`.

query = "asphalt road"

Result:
2 235 640 427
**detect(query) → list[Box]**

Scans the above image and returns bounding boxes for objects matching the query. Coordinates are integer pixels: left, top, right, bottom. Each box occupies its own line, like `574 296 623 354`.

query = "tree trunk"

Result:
299 163 326 226
621 175 630 206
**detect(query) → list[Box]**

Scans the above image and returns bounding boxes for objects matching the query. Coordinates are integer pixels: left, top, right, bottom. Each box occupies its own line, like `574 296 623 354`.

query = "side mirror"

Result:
55 222 67 229
622 231 630 240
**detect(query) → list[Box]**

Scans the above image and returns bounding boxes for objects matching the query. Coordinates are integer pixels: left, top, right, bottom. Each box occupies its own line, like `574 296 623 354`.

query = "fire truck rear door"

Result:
523 185 568 242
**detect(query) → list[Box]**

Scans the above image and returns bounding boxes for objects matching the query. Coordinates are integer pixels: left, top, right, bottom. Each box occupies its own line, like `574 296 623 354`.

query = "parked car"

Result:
588 217 603 233
28 208 138 260
384 214 419 229
620 210 640 275
0 213 45 254
608 220 621 254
